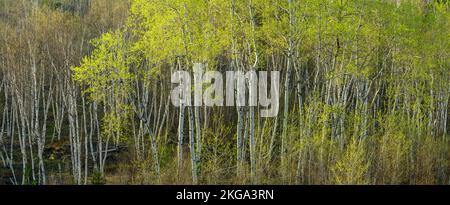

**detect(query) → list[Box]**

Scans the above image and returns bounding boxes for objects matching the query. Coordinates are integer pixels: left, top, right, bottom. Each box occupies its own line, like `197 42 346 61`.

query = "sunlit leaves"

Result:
72 30 131 102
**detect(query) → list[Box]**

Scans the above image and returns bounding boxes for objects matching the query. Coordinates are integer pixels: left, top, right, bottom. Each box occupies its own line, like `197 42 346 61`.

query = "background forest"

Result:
0 0 448 185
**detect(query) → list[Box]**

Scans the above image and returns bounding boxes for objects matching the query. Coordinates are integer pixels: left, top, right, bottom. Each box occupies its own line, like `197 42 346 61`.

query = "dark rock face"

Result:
44 140 71 160
0 167 14 185
49 0 91 16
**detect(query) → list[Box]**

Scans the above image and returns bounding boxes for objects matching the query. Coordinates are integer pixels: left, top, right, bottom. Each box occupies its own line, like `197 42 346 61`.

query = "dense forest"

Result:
0 0 448 185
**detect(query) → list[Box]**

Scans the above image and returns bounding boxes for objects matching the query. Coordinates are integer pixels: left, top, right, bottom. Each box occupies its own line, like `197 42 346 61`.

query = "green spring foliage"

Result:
0 0 447 184
71 0 449 184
